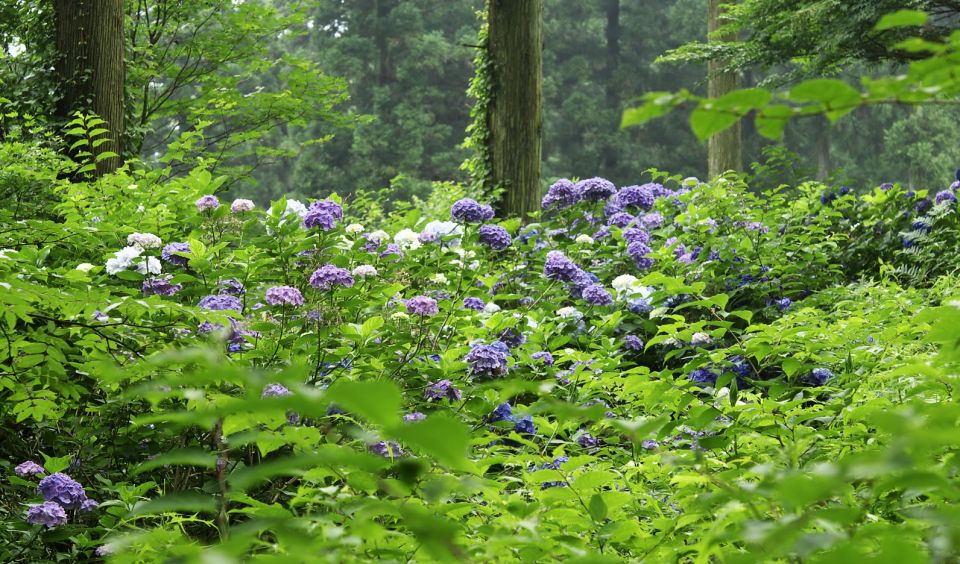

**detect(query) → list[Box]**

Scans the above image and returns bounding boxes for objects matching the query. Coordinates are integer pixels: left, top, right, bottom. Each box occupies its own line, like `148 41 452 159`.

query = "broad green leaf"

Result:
325 380 401 427
875 10 928 31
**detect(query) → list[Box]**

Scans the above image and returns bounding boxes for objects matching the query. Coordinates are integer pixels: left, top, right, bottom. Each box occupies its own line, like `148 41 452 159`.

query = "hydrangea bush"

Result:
2 152 960 561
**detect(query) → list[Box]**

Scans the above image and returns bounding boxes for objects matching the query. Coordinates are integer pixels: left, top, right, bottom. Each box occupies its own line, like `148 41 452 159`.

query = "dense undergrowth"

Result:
2 140 960 562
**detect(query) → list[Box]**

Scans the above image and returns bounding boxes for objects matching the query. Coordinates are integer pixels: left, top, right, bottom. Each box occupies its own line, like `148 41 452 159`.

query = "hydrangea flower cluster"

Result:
143 275 183 297
161 242 191 267
230 198 256 213
465 342 510 378
424 379 462 401
541 179 580 209
198 294 243 312
127 232 163 249
405 295 439 316
478 224 512 250
302 199 343 231
576 177 616 201
196 194 220 212
451 198 494 223
265 286 304 307
309 265 354 290
36 472 97 512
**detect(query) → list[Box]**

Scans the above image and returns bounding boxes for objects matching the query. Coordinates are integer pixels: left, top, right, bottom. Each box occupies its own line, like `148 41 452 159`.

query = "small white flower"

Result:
421 220 463 246
392 311 410 321
394 228 422 250
105 246 143 275
482 302 501 314
351 264 378 278
105 259 125 275
557 306 582 320
136 204 145 213
76 263 95 272
368 230 390 243
345 223 365 235
575 234 594 245
127 232 163 250
691 332 712 346
135 256 162 275
430 273 448 285
612 274 638 292
231 198 256 213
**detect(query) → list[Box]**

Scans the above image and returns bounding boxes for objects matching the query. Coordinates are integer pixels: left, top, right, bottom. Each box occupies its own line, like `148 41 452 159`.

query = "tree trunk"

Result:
601 0 620 174
707 0 741 178
54 0 126 175
487 0 543 219
815 116 831 181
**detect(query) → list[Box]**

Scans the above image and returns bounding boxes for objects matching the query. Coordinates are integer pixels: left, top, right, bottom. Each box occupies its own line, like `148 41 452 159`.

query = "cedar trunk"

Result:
54 0 126 175
707 0 741 178
487 0 543 219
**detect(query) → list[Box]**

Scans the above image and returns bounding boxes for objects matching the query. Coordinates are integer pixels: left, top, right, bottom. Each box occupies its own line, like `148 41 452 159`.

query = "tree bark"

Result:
815 116 831 181
487 0 543 219
54 0 126 175
707 0 741 178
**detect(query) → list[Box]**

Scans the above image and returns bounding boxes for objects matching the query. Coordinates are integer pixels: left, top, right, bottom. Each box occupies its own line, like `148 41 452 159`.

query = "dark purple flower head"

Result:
915 198 933 213
195 195 220 212
462 297 485 311
404 412 427 423
265 286 304 307
775 297 792 310
26 502 67 528
543 251 581 282
582 284 614 306
627 241 652 263
575 177 616 201
218 279 245 296
615 184 655 210
688 367 717 386
465 342 510 378
368 441 403 458
577 433 600 448
161 242 191 267
142 275 182 297
497 328 526 349
608 212 636 228
624 335 644 351
629 298 653 314
379 243 404 259
262 383 292 398
488 402 514 423
37 472 87 510
514 415 536 435
14 461 45 477
935 190 957 204
424 379 462 401
880 182 894 191
532 351 554 366
198 321 224 335
542 179 580 209
622 227 651 245
451 198 495 223
302 199 343 230
804 367 836 386
198 294 243 312
478 224 512 250
406 295 439 316
640 212 665 230
309 265 354 290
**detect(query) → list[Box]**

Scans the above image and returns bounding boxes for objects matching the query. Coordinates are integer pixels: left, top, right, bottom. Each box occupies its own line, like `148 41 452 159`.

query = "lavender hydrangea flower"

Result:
804 368 836 386
424 379 462 401
775 297 792 310
514 416 536 435
465 342 510 378
608 212 636 228
368 441 403 458
14 461 45 477
541 178 580 209
543 251 581 282
622 227 651 245
261 383 292 398
217 279 245 296
935 190 957 204
265 286 304 307
531 351 554 366
142 275 182 297
478 224 512 250
497 328 526 349
80 498 98 512
688 367 717 386
640 212 665 230
379 243 404 259
624 335 644 351
614 184 655 210
309 265 354 290
161 242 191 267
577 433 600 448
575 177 616 201
627 241 653 269
406 296 439 316
195 195 220 212
451 198 495 223
582 284 614 306
37 472 88 509
462 297 485 311
230 198 255 213
26 502 68 528
403 412 427 423
198 294 243 312
302 199 343 230
198 321 224 335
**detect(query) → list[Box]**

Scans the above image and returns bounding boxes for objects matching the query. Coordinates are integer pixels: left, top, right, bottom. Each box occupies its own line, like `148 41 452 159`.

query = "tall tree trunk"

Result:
602 0 620 174
54 0 126 175
815 116 832 181
707 0 741 178
487 0 543 219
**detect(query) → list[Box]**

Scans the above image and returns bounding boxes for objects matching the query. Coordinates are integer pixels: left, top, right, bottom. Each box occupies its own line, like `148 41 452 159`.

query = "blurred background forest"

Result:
3 0 960 205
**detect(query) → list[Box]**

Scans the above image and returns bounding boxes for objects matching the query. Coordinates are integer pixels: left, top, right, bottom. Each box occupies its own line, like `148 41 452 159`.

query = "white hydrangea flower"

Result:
284 199 308 218
345 223 365 235
351 264 378 278
482 302 501 314
76 263 95 272
691 332 712 346
367 230 390 243
127 232 162 250
421 220 463 247
557 307 582 320
135 256 162 275
430 273 448 285
105 246 143 275
575 234 594 245
394 228 422 250
392 311 409 321
612 274 638 292
230 198 256 213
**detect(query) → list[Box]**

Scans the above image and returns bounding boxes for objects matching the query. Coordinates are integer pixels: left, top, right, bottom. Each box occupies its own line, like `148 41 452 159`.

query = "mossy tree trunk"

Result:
487 0 543 219
54 0 126 175
707 0 741 179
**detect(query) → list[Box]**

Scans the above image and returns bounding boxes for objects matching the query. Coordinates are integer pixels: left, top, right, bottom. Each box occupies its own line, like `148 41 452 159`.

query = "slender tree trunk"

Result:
54 0 126 175
602 0 620 174
707 0 741 178
487 0 543 219
815 116 831 181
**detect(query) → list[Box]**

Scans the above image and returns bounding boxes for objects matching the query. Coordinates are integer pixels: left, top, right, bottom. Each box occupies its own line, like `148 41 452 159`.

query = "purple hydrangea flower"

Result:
593 226 612 239
462 297 485 311
217 279 245 296
368 441 403 458
577 433 600 448
302 199 343 230
424 379 462 401
916 198 933 213
198 321 224 334
542 179 580 209
309 265 354 290
478 224 512 250
804 368 835 386
161 242 191 267
582 284 614 306
465 343 510 378
543 251 581 282
14 461 45 477
514 415 536 435
497 328 526 349
688 367 717 386
575 177 616 201
406 295 439 316
615 184 655 210
195 195 220 212
532 351 554 366
451 198 495 223
488 402 514 423
403 412 427 423
142 275 182 297
935 190 957 204
36 472 87 510
379 243 404 259
198 294 243 312
80 498 98 512
622 227 651 245
624 335 644 351
775 297 792 310
26 502 67 528
261 383 292 398
265 286 304 307
627 242 653 269
640 212 665 230
608 212 636 228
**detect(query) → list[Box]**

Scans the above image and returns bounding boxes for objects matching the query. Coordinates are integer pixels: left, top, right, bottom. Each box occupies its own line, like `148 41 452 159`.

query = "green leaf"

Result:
588 493 608 521
876 10 928 31
128 492 217 516
789 79 861 105
755 104 794 140
132 448 217 475
325 380 401 427
391 415 471 470
690 106 739 141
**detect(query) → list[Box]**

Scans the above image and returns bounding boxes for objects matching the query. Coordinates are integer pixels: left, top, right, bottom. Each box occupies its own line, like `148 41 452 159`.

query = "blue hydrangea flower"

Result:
37 473 88 510
614 184 655 210
198 294 243 312
514 415 536 435
531 351 554 366
804 367 835 386
302 199 343 230
577 433 600 448
478 224 512 250
265 286 304 307
488 402 514 423
543 251 581 282
424 379 462 401
26 502 68 528
142 276 182 297
368 441 403 458
688 367 717 386
161 242 191 267
541 179 580 209
575 177 616 201
462 297 485 311
622 227 650 245
608 212 636 228
309 265 354 290
465 342 510 378
451 198 495 223
935 190 957 204
582 284 614 306
624 335 644 351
